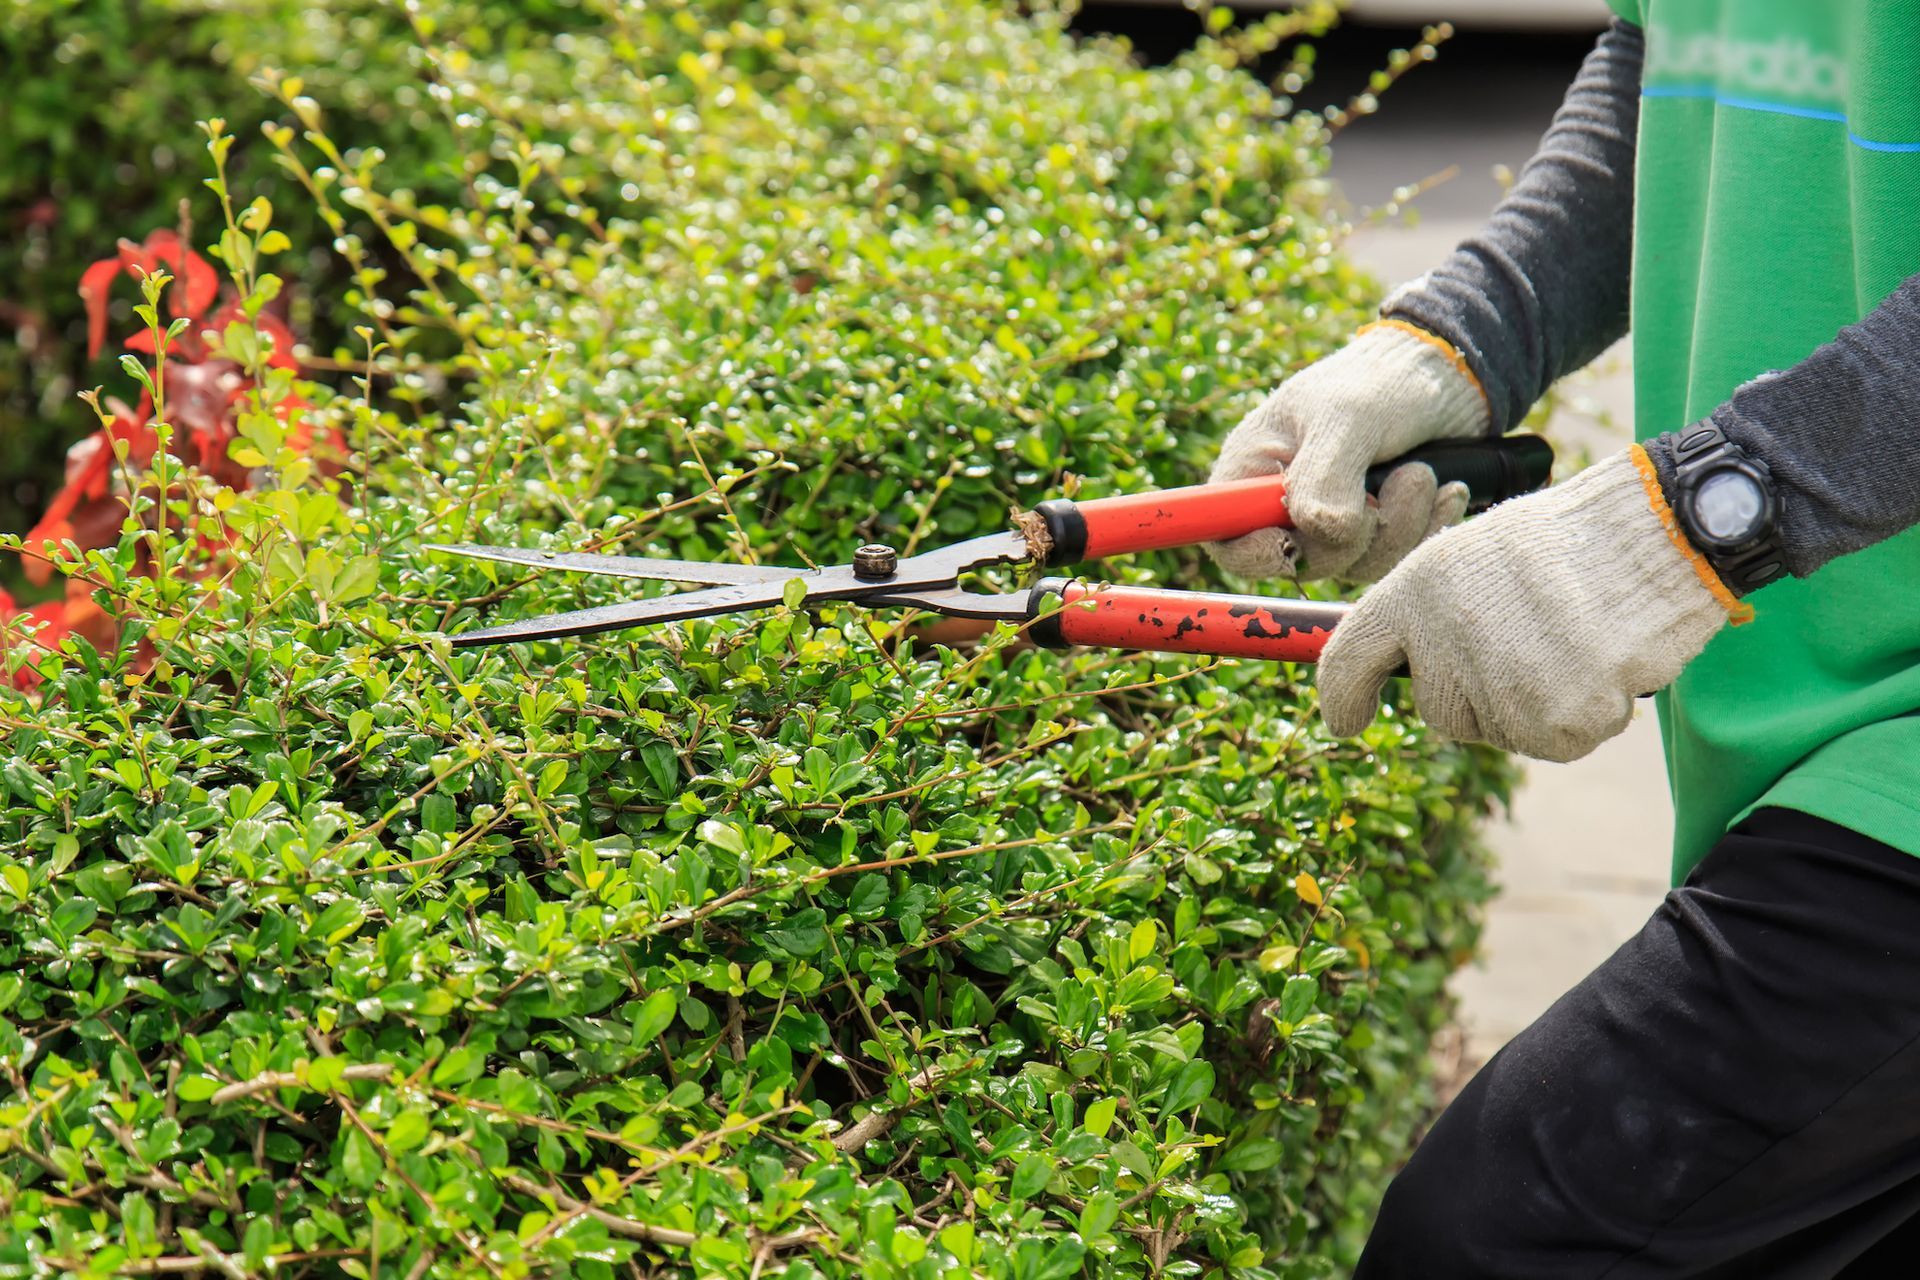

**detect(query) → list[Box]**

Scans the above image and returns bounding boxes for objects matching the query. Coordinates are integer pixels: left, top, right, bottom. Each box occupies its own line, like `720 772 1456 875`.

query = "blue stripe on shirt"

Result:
1644 83 1920 154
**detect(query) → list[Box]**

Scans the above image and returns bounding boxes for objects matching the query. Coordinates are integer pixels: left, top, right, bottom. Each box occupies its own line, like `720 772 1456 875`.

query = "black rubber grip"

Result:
1032 499 1087 567
1026 577 1073 649
1363 435 1554 514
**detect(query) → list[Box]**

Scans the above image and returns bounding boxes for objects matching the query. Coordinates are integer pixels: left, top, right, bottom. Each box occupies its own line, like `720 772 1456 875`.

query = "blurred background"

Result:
1075 0 1670 1080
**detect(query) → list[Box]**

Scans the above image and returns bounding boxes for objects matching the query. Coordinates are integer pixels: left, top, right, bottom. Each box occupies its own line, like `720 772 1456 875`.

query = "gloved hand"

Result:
1317 447 1750 762
1208 321 1491 582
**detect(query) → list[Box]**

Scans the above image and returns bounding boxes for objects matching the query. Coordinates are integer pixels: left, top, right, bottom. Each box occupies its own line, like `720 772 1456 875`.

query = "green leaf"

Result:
384 1110 431 1154
122 1193 157 1252
1280 974 1318 1026
1161 1060 1214 1114
50 897 98 943
242 1216 276 1268
937 1220 974 1265
1010 1153 1053 1200
306 1056 346 1093
1078 1191 1121 1240
762 907 827 959
1082 1096 1117 1138
432 1046 486 1087
679 995 713 1032
1219 1138 1285 1173
847 874 889 920
331 555 381 604
1031 1239 1088 1280
640 742 679 796
175 1075 220 1103
118 353 157 394
340 1127 381 1189
699 820 747 857
1257 944 1299 973
421 792 457 836
630 989 677 1042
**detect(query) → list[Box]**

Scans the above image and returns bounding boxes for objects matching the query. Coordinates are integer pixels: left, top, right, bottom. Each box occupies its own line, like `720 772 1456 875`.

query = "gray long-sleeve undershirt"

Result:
1383 20 1643 436
1640 279 1920 583
1387 18 1920 592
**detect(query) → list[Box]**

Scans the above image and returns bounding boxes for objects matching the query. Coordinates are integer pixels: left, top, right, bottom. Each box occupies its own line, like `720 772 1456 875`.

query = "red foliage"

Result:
9 228 341 686
0 579 113 688
79 230 216 360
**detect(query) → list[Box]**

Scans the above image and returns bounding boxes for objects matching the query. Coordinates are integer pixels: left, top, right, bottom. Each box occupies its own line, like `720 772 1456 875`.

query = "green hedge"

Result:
0 2 1512 1275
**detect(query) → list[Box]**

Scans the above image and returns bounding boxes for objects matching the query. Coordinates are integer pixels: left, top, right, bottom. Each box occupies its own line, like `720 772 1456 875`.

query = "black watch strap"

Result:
1668 422 1787 596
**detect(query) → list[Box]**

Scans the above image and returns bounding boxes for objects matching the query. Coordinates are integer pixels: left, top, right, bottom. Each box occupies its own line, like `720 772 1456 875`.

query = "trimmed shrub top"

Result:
0 2 1510 1277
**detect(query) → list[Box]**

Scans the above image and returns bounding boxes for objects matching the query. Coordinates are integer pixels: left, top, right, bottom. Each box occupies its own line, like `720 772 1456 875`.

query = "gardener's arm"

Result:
1208 20 1643 580
1383 18 1643 434
1320 271 1920 762
1640 277 1920 581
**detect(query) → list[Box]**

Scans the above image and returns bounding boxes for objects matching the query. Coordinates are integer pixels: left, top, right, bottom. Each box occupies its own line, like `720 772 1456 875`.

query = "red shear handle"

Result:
1028 434 1555 566
1033 475 1290 564
1027 578 1351 663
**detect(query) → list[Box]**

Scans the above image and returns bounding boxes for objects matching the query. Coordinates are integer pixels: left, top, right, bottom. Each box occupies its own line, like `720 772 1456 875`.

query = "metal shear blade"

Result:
430 531 1033 646
427 544 793 587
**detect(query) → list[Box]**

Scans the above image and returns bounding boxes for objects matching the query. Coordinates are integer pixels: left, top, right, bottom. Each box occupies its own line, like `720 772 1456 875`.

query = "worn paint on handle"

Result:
1051 582 1348 662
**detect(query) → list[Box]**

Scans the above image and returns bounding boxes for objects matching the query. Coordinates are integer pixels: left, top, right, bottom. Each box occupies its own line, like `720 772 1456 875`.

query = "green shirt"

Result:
1605 0 1920 881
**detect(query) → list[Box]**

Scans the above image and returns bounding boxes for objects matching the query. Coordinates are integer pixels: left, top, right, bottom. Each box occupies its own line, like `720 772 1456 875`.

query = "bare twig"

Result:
831 1065 944 1154
20 1132 237 1213
207 1062 392 1106
187 1236 249 1280
501 1172 820 1251
726 996 748 1064
653 823 1125 939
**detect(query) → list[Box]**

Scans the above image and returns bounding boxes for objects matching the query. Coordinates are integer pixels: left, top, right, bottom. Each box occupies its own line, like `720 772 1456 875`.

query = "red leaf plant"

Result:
3 229 340 686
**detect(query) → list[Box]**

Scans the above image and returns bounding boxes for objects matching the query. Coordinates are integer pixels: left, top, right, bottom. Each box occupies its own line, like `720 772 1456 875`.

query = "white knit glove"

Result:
1318 448 1748 762
1208 322 1491 582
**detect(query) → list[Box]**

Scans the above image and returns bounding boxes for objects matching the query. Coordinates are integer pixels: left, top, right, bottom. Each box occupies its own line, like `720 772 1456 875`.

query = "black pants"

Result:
1358 808 1920 1279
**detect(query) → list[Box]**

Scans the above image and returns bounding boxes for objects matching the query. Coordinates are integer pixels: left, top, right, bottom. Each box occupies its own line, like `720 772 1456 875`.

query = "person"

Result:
1205 5 1920 1275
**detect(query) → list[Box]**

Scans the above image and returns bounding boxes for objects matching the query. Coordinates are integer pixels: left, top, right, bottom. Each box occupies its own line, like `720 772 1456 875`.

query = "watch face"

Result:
1692 468 1767 545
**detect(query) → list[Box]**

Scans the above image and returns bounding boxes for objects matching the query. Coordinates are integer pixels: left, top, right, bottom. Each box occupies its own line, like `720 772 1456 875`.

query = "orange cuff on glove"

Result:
1628 442 1755 626
1356 319 1491 416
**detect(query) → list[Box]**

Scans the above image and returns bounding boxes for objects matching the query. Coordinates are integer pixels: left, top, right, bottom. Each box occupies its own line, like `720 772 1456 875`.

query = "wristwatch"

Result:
1667 422 1786 595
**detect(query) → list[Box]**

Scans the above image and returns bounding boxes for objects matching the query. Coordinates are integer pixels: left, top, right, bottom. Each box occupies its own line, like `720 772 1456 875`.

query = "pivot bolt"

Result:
852 543 898 579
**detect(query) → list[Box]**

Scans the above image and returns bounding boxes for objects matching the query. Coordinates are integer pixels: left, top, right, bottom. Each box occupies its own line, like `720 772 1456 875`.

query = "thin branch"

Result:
500 1172 819 1251
19 1131 237 1213
207 1062 392 1106
831 1065 944 1155
652 823 1126 938
187 1237 249 1280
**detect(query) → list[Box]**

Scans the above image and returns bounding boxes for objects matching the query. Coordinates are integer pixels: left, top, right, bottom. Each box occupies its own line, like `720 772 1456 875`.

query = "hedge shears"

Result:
431 436 1553 662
